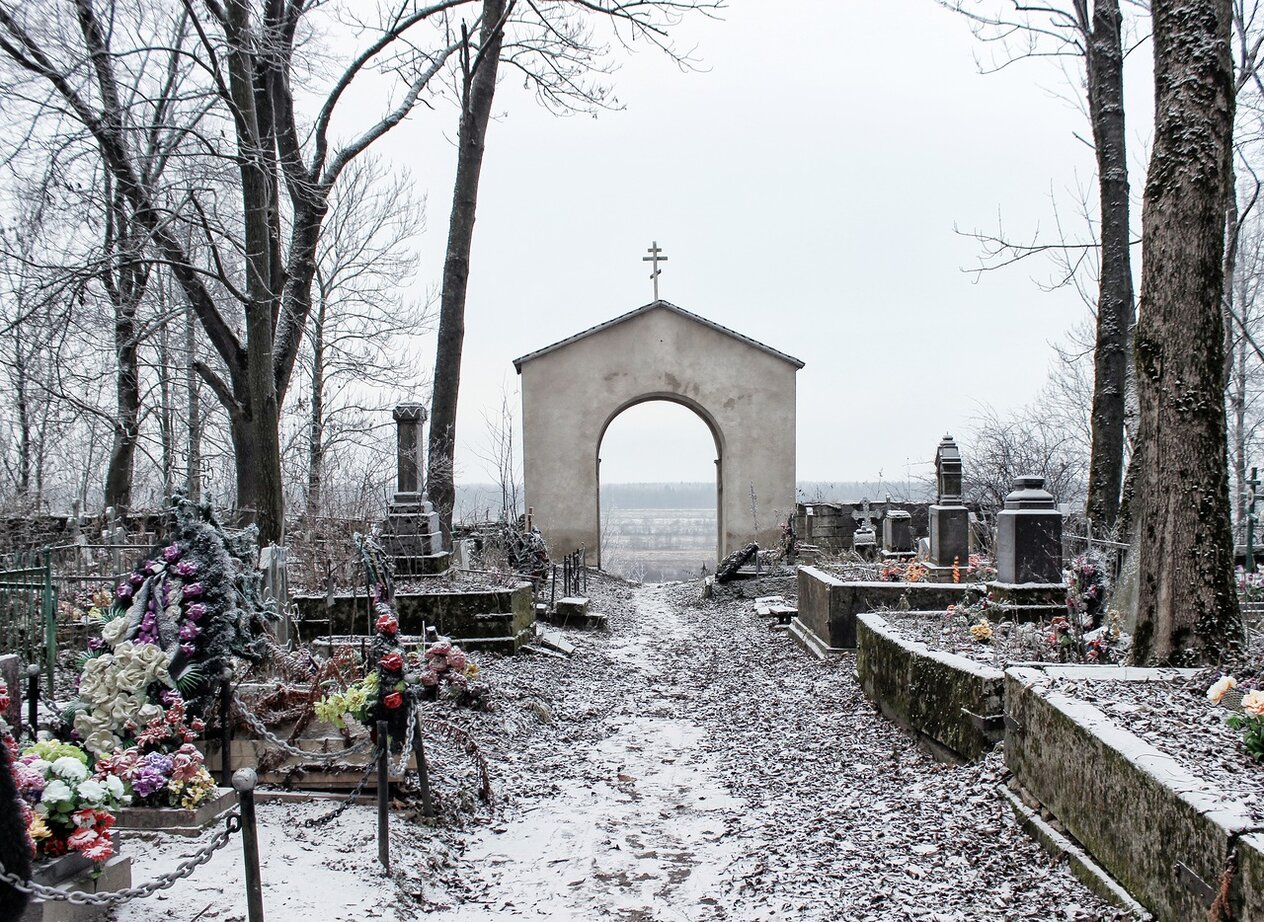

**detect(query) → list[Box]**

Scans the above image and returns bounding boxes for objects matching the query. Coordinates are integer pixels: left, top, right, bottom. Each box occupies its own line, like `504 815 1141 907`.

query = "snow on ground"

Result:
110 575 1130 921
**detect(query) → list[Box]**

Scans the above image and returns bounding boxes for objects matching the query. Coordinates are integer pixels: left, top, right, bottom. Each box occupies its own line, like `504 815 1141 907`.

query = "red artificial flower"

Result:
383 692 404 710
375 613 399 635
379 652 404 673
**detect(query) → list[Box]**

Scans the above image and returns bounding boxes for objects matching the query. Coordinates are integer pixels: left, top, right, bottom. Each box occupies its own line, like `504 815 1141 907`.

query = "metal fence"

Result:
0 547 56 695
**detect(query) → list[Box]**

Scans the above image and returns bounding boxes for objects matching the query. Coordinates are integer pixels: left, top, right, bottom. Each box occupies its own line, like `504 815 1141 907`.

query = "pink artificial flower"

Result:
81 837 113 863
447 650 467 672
419 671 439 688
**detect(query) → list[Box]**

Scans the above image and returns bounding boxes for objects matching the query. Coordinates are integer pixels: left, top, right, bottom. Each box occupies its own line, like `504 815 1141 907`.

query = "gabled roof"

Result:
512 300 806 372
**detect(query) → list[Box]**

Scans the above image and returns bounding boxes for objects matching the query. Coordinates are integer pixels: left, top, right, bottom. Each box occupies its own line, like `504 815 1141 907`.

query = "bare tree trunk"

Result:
1133 0 1242 665
428 0 508 538
103 191 147 513
1084 0 1135 534
225 0 283 544
158 291 175 500
13 330 30 502
185 303 202 502
306 290 326 518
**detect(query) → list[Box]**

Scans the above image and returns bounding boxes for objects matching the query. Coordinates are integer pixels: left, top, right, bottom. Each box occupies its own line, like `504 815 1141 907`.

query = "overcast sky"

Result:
374 0 1155 489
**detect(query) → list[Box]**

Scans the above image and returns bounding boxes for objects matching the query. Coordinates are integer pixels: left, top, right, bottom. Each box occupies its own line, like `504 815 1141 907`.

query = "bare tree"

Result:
942 0 1144 534
427 0 724 536
1132 0 1241 665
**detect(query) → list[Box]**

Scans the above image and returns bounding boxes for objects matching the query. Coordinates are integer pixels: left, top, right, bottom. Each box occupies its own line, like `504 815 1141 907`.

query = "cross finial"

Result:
642 240 668 300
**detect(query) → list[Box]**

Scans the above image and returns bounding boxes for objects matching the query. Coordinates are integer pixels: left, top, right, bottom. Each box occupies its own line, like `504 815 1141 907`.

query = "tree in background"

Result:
1132 0 1242 664
941 0 1143 535
426 0 723 536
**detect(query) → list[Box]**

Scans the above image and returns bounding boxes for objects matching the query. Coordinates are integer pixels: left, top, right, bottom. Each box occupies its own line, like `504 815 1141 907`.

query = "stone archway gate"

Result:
513 300 803 565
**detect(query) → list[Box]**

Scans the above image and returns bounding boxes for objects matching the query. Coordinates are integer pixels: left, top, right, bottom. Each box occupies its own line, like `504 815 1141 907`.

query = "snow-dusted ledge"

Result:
854 612 1005 762
1005 665 1264 920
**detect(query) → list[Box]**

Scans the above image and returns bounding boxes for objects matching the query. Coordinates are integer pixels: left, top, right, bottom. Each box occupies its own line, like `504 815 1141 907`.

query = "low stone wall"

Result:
1005 665 1258 921
293 582 535 654
855 612 1004 762
790 566 972 655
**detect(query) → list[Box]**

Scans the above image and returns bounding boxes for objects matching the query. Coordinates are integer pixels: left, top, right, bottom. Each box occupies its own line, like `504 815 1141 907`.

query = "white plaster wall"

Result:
518 306 798 563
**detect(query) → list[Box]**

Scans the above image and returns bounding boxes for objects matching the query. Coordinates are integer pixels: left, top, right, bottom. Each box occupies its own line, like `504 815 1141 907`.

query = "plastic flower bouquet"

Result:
16 740 126 863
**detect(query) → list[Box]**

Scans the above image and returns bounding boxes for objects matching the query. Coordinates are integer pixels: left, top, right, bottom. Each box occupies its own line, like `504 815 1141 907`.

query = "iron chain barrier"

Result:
300 744 385 828
231 693 373 762
0 811 240 907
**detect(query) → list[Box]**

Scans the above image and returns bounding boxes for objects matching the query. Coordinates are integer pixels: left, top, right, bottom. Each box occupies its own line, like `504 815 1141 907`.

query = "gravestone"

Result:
853 498 878 561
381 403 450 576
0 654 20 730
988 475 1066 619
928 435 969 575
995 476 1063 583
882 508 914 556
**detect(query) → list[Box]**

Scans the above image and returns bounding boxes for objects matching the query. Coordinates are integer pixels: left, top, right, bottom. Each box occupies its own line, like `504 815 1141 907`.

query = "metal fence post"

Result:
219 667 234 787
232 768 265 922
41 547 55 699
26 663 39 737
412 710 435 818
376 720 390 873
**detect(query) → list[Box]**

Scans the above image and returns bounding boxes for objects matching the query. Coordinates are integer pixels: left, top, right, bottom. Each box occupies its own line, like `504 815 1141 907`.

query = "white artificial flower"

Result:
76 779 106 804
101 617 130 646
51 756 88 782
27 758 51 776
104 775 125 799
41 779 72 805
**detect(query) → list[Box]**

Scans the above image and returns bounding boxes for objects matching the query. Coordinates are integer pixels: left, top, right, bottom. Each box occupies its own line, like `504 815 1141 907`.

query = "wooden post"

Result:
412 710 435 818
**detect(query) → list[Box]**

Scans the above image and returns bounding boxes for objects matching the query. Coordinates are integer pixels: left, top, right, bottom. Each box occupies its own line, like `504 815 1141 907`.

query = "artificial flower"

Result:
1209 675 1238 705
1244 690 1264 718
383 692 404 710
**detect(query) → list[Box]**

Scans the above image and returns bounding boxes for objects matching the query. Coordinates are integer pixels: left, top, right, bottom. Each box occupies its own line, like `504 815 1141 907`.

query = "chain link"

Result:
301 745 384 828
0 812 241 906
392 708 417 777
232 693 372 762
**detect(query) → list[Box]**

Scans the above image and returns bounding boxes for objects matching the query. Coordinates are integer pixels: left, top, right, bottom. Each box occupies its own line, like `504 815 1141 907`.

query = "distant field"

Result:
601 507 716 582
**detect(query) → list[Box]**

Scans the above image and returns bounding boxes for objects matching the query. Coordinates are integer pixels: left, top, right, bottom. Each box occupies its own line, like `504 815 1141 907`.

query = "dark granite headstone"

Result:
882 509 913 553
929 435 969 569
995 476 1063 584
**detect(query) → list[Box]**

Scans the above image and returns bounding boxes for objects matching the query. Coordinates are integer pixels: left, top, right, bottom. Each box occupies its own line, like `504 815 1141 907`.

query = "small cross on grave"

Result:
643 240 668 300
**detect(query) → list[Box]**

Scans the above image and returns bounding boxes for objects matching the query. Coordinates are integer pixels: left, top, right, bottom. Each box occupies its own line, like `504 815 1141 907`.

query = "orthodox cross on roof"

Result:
643 240 668 300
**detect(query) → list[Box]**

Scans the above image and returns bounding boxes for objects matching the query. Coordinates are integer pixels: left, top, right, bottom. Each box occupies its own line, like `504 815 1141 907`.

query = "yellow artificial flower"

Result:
28 814 52 841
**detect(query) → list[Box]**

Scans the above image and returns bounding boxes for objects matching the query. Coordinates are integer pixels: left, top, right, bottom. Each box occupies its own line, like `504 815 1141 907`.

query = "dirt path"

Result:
117 578 1130 921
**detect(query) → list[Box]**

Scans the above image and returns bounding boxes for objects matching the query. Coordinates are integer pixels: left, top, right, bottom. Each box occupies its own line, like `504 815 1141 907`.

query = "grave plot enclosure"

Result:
515 301 802 564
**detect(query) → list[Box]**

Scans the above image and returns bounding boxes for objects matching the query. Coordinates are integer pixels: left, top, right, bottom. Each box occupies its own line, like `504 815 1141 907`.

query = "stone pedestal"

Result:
853 525 877 561
381 495 450 577
929 504 969 569
23 856 132 922
882 509 914 555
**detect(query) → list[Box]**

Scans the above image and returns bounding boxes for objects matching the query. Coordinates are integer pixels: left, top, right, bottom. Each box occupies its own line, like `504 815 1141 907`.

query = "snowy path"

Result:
112 578 1129 922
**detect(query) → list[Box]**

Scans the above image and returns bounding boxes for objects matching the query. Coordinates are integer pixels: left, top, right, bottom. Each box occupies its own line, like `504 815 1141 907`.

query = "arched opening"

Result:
597 398 721 581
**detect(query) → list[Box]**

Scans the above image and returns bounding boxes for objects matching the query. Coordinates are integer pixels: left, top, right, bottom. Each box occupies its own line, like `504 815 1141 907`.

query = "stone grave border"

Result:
853 611 1005 762
1005 664 1264 921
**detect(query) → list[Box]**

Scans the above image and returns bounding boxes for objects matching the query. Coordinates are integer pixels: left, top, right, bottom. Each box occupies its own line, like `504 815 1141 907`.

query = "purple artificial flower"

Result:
162 543 183 562
116 582 133 601
129 572 145 587
130 764 170 799
178 623 200 641
185 603 208 622
180 642 196 656
87 637 103 652
143 559 161 575
181 582 204 600
175 560 199 578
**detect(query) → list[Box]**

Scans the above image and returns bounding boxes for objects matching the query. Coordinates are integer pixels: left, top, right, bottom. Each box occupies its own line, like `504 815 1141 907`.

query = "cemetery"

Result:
0 2 1262 921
